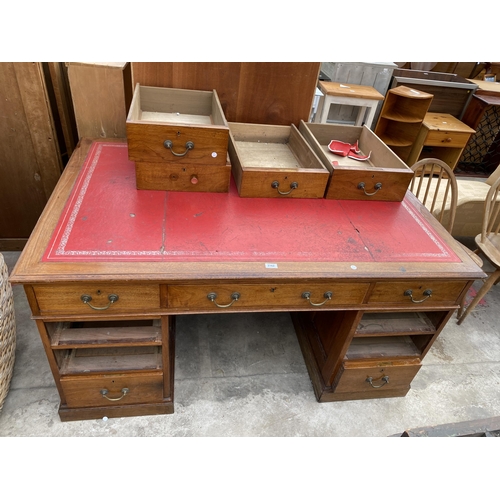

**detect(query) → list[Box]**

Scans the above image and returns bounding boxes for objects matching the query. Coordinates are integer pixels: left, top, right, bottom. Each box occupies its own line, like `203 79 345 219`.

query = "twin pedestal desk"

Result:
10 139 485 421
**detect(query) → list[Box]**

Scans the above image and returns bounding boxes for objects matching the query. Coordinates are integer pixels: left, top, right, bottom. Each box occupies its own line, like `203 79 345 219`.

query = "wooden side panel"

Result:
67 62 132 139
0 62 63 245
46 62 78 157
131 62 320 126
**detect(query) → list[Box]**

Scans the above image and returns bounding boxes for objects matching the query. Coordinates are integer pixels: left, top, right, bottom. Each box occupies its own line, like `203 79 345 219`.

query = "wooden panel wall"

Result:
131 62 320 126
0 62 64 250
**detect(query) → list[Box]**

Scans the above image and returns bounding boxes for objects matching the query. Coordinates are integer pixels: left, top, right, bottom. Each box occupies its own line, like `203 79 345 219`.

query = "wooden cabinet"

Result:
407 113 476 169
374 86 433 163
0 62 65 250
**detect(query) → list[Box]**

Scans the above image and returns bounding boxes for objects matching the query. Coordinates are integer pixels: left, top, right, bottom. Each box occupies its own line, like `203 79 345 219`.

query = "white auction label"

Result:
265 263 278 269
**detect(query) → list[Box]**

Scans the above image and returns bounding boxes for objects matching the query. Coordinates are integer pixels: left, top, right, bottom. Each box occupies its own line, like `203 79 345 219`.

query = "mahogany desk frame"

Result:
10 138 485 421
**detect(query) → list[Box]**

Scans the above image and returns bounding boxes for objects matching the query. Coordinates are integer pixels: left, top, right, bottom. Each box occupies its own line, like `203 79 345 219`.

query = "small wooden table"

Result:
314 81 385 128
407 112 476 169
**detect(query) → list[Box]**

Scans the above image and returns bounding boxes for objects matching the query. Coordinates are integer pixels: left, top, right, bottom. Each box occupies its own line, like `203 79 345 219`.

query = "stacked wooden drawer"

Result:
126 84 231 192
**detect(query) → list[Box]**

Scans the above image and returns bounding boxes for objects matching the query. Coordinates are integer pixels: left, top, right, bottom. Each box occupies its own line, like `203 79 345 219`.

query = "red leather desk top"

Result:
42 142 460 264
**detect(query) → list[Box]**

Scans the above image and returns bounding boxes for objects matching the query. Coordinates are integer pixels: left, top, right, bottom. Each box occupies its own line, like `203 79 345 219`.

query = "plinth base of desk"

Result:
292 312 413 403
58 400 174 422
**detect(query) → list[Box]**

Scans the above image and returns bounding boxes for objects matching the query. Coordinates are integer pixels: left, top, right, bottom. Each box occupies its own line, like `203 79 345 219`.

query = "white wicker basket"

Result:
0 253 16 411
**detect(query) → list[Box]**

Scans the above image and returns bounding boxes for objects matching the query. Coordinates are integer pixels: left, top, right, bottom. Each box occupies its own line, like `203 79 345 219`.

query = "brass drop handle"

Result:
81 293 119 310
358 182 382 196
163 140 194 157
302 291 333 307
366 376 389 388
100 388 129 401
207 292 240 308
404 289 432 303
271 181 298 195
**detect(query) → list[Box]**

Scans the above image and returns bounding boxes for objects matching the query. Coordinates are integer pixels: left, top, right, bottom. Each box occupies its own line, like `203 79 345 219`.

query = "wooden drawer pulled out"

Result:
228 122 330 198
299 121 413 202
126 84 229 167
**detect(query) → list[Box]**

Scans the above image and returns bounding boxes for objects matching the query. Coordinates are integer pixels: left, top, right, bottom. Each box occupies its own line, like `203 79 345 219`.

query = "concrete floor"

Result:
1 244 500 438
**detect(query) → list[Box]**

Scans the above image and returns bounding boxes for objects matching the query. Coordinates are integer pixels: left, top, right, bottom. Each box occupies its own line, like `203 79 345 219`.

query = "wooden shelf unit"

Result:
374 86 433 163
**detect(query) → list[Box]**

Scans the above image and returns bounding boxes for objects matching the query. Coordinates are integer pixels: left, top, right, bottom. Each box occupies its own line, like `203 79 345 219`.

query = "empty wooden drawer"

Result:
228 122 330 198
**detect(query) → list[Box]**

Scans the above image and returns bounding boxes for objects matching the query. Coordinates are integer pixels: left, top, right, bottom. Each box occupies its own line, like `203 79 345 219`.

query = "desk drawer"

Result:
61 372 164 408
126 85 229 167
333 360 421 394
425 130 470 148
33 283 161 316
229 122 330 199
367 281 467 306
167 282 370 311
